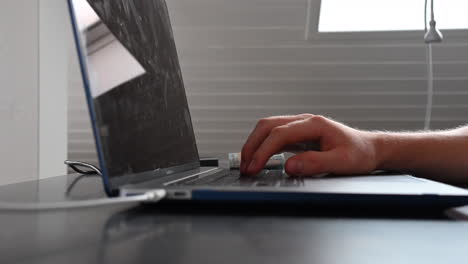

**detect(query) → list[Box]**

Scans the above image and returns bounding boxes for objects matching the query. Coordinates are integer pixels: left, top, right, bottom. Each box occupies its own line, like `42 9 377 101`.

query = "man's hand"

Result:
241 114 468 184
240 114 379 176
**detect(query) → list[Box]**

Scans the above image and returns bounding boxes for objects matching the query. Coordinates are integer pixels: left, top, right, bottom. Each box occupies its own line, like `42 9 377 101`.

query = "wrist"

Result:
366 131 392 171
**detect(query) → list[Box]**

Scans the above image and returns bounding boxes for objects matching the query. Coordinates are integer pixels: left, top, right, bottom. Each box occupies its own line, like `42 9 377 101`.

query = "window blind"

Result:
68 0 468 166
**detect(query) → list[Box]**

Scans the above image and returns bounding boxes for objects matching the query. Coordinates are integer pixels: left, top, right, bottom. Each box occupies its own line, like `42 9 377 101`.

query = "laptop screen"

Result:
69 0 200 188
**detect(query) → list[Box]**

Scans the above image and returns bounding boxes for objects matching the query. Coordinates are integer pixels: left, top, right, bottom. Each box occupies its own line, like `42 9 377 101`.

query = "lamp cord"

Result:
424 44 434 131
424 0 428 32
423 0 434 130
431 0 435 21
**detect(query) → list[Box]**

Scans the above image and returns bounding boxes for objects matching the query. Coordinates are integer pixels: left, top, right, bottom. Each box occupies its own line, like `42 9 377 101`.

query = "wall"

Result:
67 0 468 165
0 0 68 185
0 1 40 185
39 0 69 179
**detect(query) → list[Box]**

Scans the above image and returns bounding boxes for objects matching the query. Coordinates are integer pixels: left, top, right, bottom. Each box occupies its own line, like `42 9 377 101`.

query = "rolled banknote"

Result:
228 153 285 170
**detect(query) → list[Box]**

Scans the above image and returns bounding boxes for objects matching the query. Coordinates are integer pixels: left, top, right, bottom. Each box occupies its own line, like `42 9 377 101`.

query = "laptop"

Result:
67 0 468 208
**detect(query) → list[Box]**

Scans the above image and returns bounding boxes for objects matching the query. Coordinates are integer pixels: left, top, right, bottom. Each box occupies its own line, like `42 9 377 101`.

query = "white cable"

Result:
0 189 166 211
424 0 428 32
431 0 435 22
423 0 435 130
424 43 434 130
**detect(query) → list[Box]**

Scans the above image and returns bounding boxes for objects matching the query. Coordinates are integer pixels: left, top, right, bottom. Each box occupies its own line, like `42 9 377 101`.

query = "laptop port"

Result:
169 190 191 199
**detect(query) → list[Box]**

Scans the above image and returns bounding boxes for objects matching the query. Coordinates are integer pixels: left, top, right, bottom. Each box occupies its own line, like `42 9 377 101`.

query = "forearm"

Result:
370 126 468 184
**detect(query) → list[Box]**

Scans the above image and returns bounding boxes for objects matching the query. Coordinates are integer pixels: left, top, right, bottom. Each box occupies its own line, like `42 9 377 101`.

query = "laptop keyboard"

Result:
170 169 303 188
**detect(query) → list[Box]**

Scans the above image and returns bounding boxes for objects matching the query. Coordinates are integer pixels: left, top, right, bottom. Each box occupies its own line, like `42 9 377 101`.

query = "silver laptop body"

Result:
68 0 468 208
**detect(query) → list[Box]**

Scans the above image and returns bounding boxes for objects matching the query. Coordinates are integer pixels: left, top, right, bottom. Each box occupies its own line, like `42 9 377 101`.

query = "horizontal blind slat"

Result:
67 1 468 164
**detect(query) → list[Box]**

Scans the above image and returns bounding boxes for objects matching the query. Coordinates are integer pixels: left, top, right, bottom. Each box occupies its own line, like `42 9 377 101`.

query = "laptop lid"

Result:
68 0 200 195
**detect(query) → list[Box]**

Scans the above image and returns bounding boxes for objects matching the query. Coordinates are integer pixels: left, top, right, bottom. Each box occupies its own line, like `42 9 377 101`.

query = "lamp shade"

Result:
424 20 443 43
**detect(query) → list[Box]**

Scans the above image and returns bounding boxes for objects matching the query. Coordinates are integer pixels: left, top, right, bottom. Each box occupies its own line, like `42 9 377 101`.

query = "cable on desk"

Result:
0 160 166 211
65 174 101 195
65 160 103 176
0 189 166 212
64 160 109 195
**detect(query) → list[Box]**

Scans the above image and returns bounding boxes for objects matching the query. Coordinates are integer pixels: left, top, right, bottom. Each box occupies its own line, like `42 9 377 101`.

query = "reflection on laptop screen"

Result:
71 0 199 182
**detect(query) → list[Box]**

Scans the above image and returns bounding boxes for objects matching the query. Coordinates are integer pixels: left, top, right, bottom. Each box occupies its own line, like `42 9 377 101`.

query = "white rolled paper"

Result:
228 153 285 170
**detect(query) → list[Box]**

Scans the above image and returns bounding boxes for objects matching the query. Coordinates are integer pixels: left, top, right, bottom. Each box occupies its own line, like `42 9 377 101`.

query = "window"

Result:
319 0 468 32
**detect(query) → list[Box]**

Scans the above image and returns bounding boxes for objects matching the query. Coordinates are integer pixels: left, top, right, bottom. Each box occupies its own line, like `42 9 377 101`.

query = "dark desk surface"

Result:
1 174 468 264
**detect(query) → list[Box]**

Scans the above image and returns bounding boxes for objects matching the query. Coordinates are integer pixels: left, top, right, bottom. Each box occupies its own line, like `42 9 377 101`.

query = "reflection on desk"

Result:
0 174 468 264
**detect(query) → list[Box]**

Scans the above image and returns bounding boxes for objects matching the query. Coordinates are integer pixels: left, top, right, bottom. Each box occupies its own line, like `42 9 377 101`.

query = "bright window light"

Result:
319 0 468 32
